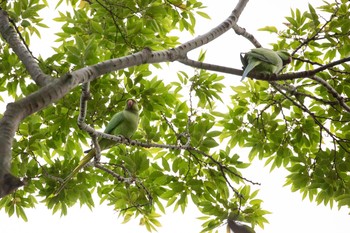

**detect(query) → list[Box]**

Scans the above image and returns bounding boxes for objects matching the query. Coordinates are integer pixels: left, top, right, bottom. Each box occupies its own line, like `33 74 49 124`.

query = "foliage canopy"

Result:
0 0 350 232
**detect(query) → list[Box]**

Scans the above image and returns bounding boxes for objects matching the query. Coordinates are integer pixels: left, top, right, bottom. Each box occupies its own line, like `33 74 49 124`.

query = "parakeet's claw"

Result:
122 136 132 145
93 150 101 163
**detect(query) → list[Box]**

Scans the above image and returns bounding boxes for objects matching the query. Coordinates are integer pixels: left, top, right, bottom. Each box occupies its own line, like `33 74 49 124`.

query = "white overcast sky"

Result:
1 1 350 233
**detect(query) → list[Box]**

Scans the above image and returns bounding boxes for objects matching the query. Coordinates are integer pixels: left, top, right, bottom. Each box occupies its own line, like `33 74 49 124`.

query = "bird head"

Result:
125 98 139 113
276 50 291 65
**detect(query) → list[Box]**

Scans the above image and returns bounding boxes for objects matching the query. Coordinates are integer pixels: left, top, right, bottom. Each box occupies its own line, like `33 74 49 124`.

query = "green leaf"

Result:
91 21 103 33
16 205 28 222
202 137 219 148
161 157 170 171
196 11 211 19
258 26 278 33
22 5 46 19
21 20 31 27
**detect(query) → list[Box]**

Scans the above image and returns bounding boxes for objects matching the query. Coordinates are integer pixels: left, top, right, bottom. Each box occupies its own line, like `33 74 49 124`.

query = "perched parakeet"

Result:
240 48 291 81
227 219 255 233
56 98 139 193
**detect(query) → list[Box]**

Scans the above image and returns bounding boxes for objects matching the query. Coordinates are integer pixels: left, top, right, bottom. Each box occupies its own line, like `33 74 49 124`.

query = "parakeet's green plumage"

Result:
56 98 139 194
240 48 291 81
227 219 255 233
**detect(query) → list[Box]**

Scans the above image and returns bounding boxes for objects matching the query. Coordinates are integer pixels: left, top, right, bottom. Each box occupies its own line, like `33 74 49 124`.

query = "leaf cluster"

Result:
1 0 350 232
243 0 350 211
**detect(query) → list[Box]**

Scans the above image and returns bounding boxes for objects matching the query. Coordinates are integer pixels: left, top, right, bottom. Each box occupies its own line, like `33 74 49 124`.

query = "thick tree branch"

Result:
0 74 74 197
0 9 53 86
232 24 262 48
178 57 243 76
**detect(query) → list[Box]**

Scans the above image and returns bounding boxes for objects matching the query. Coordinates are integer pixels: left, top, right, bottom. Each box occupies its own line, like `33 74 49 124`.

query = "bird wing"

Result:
241 59 261 81
104 111 124 134
249 48 281 65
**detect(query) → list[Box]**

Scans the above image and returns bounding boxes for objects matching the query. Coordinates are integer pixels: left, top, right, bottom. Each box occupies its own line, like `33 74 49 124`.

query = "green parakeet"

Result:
240 48 291 81
56 98 139 193
227 219 255 233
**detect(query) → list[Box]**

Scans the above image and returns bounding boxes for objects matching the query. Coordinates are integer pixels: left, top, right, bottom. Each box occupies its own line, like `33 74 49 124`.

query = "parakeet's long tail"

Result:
241 61 261 81
55 149 96 194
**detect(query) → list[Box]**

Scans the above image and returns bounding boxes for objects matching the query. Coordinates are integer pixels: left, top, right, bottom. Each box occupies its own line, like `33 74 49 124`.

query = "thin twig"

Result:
95 163 135 183
309 76 350 113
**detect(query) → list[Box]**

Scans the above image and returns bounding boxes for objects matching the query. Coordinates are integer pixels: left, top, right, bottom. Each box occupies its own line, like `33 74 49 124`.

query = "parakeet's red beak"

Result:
127 99 134 108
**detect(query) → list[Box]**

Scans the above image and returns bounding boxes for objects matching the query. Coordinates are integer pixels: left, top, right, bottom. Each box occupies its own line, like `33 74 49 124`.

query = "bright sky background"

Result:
1 1 350 233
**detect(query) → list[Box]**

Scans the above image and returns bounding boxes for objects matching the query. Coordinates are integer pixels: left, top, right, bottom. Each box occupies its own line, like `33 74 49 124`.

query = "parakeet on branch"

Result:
56 98 139 193
240 48 291 81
